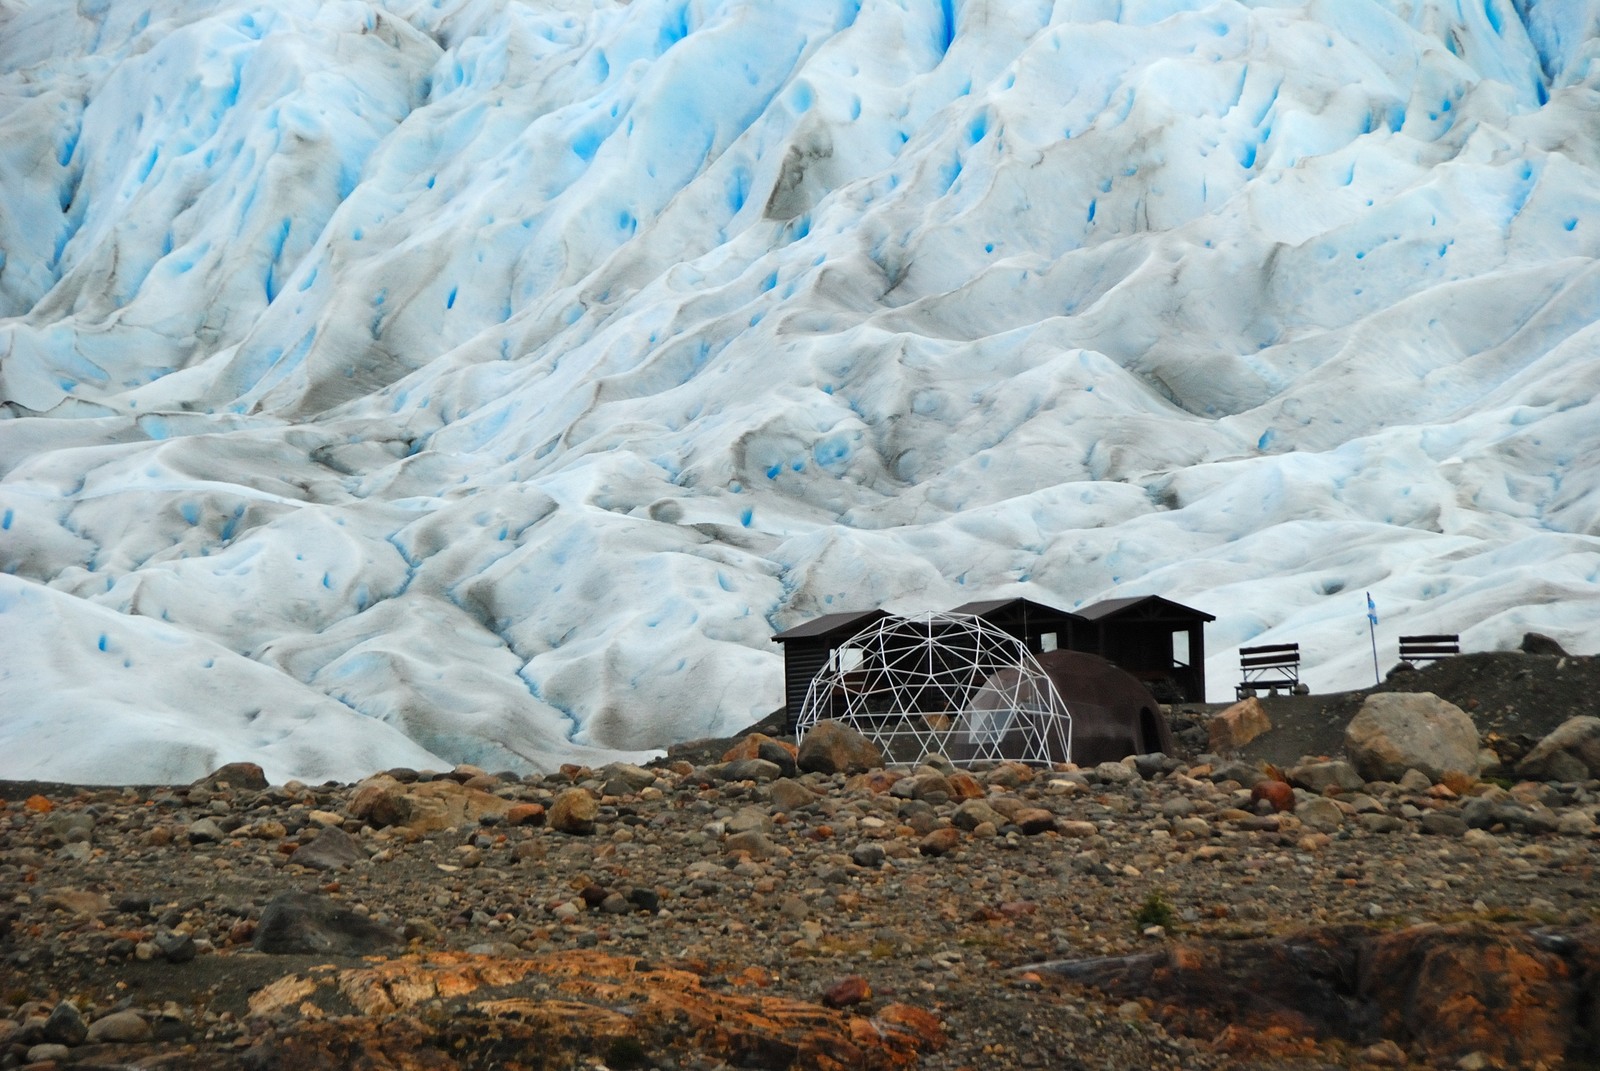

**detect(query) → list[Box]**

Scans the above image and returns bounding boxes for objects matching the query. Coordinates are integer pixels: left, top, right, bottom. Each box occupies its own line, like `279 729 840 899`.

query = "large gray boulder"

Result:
1516 716 1600 782
1343 692 1480 783
252 892 401 955
288 825 365 870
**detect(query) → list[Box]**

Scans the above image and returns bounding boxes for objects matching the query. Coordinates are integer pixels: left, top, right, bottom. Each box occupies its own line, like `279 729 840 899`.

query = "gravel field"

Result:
4 649 1599 1070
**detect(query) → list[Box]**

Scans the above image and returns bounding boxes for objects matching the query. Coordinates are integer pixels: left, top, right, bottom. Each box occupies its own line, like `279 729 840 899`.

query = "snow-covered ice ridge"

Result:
2 0 1598 784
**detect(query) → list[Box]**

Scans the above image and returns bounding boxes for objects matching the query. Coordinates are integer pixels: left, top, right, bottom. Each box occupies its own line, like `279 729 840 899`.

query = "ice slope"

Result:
2 0 1598 783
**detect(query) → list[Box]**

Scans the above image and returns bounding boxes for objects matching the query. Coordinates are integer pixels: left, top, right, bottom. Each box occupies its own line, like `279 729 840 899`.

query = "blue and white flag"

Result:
1366 592 1378 626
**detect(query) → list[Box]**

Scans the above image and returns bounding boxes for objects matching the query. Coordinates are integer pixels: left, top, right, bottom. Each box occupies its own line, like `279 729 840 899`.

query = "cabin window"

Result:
1171 631 1190 667
834 646 865 672
1040 632 1058 652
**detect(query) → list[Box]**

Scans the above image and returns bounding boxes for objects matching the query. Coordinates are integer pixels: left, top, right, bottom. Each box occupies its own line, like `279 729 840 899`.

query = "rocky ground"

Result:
3 648 1600 1071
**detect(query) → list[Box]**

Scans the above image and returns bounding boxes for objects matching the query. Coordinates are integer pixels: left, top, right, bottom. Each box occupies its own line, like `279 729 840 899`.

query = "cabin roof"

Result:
947 597 1081 619
1075 595 1216 623
771 609 893 642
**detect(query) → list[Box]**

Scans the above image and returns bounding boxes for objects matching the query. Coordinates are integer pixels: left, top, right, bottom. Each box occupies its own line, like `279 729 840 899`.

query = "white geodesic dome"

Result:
795 612 1072 767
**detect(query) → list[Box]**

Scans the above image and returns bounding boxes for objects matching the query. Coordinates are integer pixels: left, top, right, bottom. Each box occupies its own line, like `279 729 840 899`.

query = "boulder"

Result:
289 825 365 870
1093 761 1137 785
918 827 961 856
1515 716 1600 782
1287 759 1365 795
43 1002 87 1046
505 803 545 827
796 720 885 775
1014 808 1059 835
821 976 871 1008
1208 697 1271 752
951 799 1004 832
1297 797 1345 832
722 732 798 764
253 892 402 955
944 771 986 800
348 775 513 833
549 789 599 835
1208 759 1267 787
1344 693 1480 783
1520 632 1569 656
347 775 407 825
723 830 776 859
86 1010 152 1044
193 762 269 792
597 762 659 791
713 758 784 783
767 778 820 811
1250 780 1295 813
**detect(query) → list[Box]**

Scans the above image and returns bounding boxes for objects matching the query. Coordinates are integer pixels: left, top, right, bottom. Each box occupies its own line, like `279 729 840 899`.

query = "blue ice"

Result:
812 435 851 466
727 166 751 213
572 126 606 161
939 157 962 193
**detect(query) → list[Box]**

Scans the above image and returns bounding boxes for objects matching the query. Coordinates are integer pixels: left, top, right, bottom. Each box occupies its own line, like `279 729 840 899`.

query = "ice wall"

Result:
2 0 1598 782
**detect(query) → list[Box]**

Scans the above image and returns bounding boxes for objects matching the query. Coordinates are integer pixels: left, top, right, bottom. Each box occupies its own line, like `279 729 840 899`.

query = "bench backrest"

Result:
1399 634 1459 659
1239 643 1300 670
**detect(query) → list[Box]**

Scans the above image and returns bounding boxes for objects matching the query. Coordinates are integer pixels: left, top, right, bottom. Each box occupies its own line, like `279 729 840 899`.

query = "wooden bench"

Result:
1236 643 1309 699
1399 634 1459 665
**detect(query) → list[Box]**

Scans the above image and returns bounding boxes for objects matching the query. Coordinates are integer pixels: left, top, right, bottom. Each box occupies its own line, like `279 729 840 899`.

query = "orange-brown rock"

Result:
1022 921 1598 1069
918 827 961 856
845 769 903 795
348 776 514 833
1250 779 1295 813
821 975 871 1008
245 951 940 1071
797 720 887 775
547 788 598 835
1014 808 1059 835
1208 697 1271 752
23 795 53 813
722 732 798 762
943 771 986 800
504 803 545 827
1362 923 1577 1067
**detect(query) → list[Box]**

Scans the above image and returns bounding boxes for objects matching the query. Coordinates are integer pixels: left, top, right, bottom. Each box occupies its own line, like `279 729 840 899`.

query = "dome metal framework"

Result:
795 612 1072 767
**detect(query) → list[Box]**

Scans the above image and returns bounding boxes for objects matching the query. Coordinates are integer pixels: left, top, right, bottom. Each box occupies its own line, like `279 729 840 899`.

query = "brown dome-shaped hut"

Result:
948 649 1171 767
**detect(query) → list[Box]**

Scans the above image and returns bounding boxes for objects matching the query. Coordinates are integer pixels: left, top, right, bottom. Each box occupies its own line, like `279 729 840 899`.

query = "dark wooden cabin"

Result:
949 597 1086 656
1071 595 1214 702
772 609 894 733
772 594 1216 729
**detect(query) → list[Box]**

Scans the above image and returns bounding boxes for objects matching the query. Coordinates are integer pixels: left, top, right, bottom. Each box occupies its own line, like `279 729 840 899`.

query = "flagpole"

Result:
1367 592 1380 685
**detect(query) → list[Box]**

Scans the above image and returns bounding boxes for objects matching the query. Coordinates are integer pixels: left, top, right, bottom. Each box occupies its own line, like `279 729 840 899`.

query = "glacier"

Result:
2 0 1599 784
